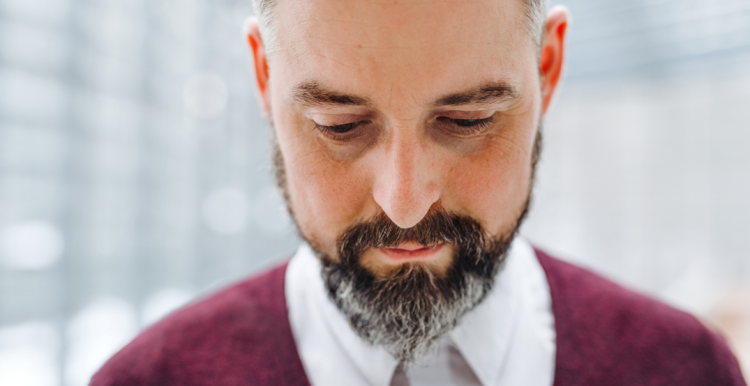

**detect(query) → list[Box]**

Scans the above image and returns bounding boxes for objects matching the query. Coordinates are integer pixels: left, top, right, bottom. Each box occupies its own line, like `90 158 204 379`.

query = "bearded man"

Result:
92 0 746 385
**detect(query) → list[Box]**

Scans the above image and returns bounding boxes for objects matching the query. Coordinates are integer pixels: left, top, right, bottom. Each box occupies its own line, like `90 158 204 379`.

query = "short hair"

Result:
251 0 549 56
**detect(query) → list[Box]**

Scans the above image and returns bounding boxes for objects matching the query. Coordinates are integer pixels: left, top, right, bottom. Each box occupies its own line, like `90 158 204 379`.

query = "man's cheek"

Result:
445 141 531 225
288 153 373 243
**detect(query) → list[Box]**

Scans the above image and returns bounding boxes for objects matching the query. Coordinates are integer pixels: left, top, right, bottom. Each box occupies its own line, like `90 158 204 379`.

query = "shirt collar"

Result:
291 244 399 386
288 237 549 386
448 237 529 386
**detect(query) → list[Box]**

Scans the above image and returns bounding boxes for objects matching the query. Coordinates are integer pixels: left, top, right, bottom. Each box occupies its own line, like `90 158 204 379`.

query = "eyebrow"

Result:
432 82 519 107
291 80 519 108
292 81 369 106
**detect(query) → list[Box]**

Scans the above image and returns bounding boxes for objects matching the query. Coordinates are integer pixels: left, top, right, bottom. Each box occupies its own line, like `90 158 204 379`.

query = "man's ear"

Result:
540 6 569 114
245 17 271 118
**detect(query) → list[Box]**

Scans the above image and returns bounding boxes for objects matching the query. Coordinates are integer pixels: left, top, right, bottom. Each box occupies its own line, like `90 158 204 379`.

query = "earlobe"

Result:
540 6 569 114
245 17 271 117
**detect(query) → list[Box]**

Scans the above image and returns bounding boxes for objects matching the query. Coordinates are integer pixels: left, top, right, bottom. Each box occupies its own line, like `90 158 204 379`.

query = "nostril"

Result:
374 187 440 230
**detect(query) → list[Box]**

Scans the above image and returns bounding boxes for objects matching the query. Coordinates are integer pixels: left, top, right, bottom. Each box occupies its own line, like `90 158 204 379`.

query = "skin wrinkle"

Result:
386 82 394 108
288 8 514 53
298 52 362 70
298 21 467 47
405 89 422 112
292 33 469 52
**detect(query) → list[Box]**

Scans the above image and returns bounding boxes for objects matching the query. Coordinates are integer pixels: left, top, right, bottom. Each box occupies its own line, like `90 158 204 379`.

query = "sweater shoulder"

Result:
535 248 746 386
91 261 309 386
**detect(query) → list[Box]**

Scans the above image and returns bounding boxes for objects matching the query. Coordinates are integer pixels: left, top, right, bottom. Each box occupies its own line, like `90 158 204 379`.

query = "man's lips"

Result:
379 242 445 260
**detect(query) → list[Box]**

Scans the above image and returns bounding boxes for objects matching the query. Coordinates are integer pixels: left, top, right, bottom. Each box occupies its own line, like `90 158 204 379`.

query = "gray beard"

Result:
325 262 493 365
316 209 524 365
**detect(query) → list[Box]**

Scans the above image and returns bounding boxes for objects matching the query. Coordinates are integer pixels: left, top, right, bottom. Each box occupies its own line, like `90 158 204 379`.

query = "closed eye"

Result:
436 116 494 135
314 121 368 140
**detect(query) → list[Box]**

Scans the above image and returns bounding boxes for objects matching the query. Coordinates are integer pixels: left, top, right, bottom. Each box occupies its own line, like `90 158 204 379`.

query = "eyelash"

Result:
437 116 495 134
314 121 366 140
314 116 494 140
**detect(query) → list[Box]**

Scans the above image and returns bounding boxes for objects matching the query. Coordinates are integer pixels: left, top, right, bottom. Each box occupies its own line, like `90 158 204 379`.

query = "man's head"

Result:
246 0 568 364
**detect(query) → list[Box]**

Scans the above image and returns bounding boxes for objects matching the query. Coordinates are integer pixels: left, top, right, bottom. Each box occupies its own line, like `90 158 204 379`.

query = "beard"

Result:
272 123 542 365
319 207 528 365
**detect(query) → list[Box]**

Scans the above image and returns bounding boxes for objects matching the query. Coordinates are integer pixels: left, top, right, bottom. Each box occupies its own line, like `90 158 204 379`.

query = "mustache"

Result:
336 208 489 264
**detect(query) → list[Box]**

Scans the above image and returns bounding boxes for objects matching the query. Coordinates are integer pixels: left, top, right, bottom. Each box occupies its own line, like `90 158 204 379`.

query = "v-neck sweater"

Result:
91 247 747 386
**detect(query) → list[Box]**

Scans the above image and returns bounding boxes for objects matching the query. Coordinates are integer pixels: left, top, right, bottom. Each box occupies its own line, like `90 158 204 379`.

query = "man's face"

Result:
267 0 542 273
248 0 567 363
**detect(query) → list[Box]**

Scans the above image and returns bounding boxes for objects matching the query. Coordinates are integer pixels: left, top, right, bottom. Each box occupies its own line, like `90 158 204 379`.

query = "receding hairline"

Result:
251 0 549 56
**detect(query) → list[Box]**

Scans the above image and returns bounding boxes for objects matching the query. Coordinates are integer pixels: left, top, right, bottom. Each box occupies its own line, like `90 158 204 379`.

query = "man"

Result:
92 0 746 385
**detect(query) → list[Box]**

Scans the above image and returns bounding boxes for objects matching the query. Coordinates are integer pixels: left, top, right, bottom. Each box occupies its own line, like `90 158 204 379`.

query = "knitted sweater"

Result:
91 248 747 386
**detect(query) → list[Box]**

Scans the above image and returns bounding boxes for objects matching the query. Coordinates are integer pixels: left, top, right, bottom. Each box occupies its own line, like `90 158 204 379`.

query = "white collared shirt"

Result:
285 237 556 386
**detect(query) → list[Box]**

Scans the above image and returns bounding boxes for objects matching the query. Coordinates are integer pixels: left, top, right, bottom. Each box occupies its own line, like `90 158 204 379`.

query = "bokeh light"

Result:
0 220 64 270
201 188 249 235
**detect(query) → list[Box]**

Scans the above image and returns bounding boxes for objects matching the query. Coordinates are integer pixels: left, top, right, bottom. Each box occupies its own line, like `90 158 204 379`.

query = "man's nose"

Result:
372 129 441 229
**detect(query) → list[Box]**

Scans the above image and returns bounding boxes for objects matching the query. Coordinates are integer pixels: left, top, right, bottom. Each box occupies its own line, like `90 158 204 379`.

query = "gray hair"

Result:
251 0 550 56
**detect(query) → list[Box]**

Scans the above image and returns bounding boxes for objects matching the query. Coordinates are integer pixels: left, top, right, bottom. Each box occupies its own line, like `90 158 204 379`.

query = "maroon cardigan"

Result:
91 249 747 385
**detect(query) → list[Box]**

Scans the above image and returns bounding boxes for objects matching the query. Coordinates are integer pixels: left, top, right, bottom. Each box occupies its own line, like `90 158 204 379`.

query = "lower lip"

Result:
379 243 445 261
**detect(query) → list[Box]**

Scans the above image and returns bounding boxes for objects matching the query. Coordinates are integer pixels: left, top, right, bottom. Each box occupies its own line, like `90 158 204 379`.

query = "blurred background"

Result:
0 0 748 384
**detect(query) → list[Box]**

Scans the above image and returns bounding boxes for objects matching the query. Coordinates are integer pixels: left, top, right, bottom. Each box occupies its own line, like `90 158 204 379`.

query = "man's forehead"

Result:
272 0 535 109
275 0 529 52
286 0 519 42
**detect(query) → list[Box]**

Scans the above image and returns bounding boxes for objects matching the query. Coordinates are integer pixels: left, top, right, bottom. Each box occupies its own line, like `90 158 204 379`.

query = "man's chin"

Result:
359 243 456 278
